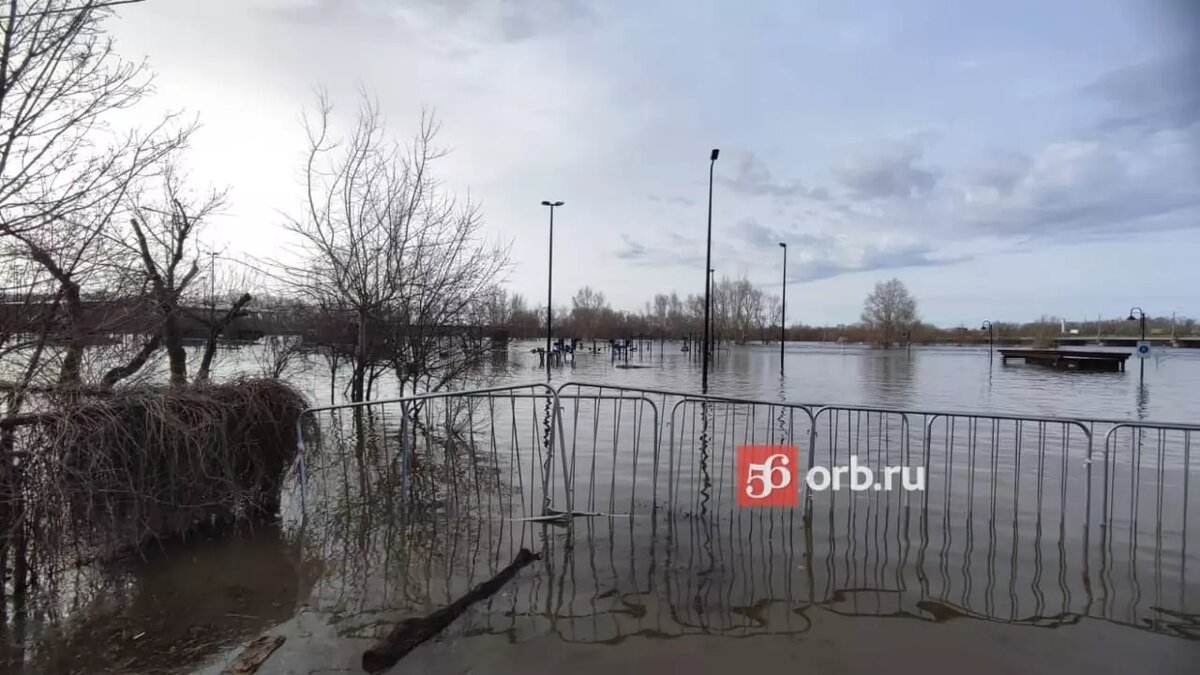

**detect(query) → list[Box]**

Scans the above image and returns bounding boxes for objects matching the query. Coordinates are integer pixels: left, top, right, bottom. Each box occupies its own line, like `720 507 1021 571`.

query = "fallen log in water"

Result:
361 548 540 673
221 635 286 675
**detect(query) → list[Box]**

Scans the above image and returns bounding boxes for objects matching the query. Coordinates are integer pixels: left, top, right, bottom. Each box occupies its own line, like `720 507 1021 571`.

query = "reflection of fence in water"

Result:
1098 423 1195 636
294 382 1199 642
810 409 1094 625
294 384 558 631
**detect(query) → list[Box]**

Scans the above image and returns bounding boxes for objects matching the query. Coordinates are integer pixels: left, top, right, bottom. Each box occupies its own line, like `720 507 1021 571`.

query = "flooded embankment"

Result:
3 344 1199 673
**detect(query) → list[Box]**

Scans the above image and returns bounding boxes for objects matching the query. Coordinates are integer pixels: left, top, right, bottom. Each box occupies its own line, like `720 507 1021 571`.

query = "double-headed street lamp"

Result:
541 200 564 376
702 148 720 393
779 242 787 377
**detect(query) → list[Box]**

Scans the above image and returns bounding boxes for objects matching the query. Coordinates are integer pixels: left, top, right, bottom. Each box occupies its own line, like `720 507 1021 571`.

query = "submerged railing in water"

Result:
293 381 1199 642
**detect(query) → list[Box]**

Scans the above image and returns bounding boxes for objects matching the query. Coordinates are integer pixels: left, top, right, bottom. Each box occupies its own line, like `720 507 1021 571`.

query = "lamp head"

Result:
710 148 720 161
1127 314 1136 321
779 241 786 248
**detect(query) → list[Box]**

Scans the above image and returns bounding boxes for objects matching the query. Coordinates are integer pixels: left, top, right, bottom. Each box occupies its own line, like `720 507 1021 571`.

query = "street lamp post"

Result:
707 267 715 363
981 320 994 352
1127 306 1146 341
541 200 564 376
702 148 719 394
779 242 787 377
1128 306 1146 382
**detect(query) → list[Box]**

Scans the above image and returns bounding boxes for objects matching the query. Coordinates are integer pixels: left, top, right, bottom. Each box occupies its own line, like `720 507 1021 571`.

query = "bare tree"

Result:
383 200 508 396
0 0 190 389
0 1 187 236
861 277 918 348
570 286 608 340
652 293 669 338
764 294 782 341
189 284 254 383
477 286 511 329
278 90 507 401
506 292 539 336
255 334 304 380
706 275 763 344
668 292 688 336
122 165 227 385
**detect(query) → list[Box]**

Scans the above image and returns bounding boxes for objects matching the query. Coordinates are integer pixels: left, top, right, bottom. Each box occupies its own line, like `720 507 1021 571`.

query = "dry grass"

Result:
7 378 308 568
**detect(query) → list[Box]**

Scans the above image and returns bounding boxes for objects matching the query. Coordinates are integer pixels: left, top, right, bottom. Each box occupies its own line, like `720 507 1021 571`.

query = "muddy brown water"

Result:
3 342 1199 674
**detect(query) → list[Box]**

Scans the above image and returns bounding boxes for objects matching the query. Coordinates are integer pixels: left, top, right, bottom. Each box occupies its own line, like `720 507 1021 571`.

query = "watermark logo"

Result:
737 445 926 507
737 445 799 507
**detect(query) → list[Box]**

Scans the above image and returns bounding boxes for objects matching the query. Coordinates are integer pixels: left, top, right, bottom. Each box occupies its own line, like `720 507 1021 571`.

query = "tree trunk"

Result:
195 294 252 383
195 326 220 384
101 334 163 388
56 280 85 385
351 309 368 402
327 351 338 404
162 312 188 385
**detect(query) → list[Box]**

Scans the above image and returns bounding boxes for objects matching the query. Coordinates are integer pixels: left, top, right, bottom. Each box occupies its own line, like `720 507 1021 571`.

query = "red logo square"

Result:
737 445 799 507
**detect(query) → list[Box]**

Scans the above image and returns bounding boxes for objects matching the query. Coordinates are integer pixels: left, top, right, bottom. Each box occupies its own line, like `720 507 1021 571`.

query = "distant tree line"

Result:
473 276 1197 348
475 275 783 346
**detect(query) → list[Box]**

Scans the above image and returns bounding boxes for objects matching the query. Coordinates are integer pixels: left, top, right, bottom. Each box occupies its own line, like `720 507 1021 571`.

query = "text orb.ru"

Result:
737 445 925 507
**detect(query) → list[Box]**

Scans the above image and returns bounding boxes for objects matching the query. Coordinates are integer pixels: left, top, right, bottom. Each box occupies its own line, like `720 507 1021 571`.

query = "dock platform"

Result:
998 348 1132 372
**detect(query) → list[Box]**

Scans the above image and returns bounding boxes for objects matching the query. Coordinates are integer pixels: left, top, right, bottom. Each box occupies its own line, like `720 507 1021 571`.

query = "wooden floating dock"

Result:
998 348 1132 372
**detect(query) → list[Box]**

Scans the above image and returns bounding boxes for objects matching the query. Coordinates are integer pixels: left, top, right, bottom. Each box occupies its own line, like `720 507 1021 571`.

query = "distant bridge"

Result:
1052 336 1200 348
0 299 507 346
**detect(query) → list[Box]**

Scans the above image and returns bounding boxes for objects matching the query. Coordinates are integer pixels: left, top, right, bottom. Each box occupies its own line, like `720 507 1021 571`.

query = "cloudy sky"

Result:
108 0 1199 325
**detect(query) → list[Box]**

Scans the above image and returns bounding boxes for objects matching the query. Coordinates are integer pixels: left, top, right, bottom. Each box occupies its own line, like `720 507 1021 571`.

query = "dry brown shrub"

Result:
8 378 308 567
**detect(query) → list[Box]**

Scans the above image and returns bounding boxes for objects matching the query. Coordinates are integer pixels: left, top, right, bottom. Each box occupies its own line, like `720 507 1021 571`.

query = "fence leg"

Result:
804 421 817 522
294 415 309 519
399 401 410 500
555 398 573 519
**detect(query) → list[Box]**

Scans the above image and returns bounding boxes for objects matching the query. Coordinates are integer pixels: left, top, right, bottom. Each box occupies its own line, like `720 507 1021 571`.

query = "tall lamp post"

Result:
707 267 715 362
541 200 564 376
981 320 994 353
1128 306 1146 382
702 148 719 394
779 242 787 377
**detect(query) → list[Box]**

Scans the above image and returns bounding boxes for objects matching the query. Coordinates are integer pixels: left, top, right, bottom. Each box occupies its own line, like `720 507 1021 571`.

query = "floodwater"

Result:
3 341 1198 674
288 339 1200 422
519 339 1200 422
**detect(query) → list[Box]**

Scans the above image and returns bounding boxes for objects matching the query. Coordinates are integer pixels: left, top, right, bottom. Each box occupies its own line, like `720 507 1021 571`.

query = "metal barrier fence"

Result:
291 383 563 622
291 381 1199 642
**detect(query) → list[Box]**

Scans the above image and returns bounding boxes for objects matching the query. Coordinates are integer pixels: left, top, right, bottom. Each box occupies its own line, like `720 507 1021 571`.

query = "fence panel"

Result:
292 383 560 629
1098 422 1198 636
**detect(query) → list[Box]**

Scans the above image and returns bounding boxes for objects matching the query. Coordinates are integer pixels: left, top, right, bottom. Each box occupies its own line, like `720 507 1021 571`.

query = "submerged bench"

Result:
998 348 1132 372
